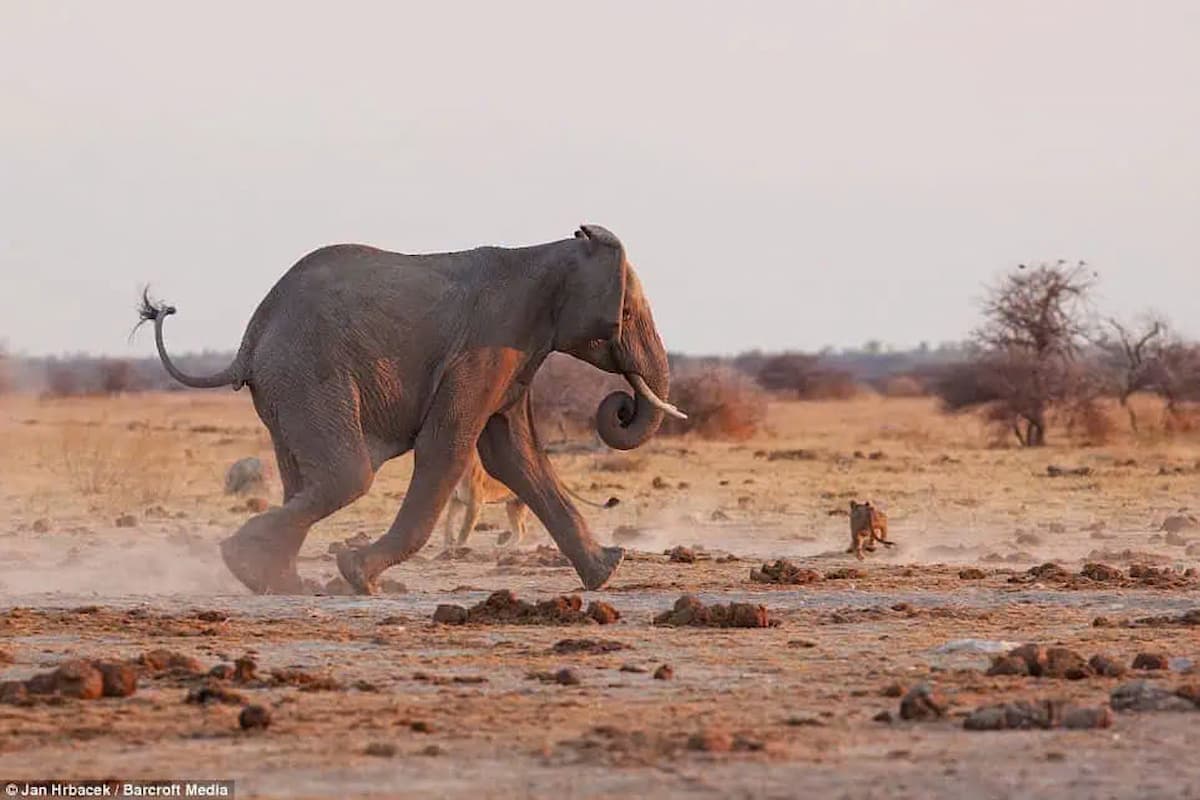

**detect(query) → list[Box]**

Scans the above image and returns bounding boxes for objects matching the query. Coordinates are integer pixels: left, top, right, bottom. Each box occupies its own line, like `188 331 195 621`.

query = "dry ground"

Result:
1 392 1198 799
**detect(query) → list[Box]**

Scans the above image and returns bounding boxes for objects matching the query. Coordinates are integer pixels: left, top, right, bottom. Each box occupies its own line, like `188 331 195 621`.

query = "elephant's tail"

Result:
135 288 245 390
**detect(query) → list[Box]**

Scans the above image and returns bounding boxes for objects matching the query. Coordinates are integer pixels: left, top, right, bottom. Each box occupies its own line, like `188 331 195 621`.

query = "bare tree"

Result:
1097 315 1166 432
936 261 1098 446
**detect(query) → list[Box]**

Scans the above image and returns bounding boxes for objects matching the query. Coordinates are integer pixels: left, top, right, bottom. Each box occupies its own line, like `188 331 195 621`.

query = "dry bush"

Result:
1058 398 1117 447
593 454 647 473
53 424 180 507
531 353 626 442
96 359 140 395
0 343 10 394
659 365 767 440
44 360 86 398
881 374 926 398
755 352 861 400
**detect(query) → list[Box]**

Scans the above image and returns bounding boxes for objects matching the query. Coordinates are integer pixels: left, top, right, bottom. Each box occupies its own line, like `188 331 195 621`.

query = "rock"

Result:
1009 643 1049 676
666 546 696 563
653 664 674 680
52 660 104 699
987 655 1030 677
410 721 433 733
651 476 669 489
619 664 648 674
1043 647 1092 680
872 710 893 723
958 568 986 580
899 683 947 721
233 656 258 683
244 497 269 513
881 682 905 698
1088 654 1127 678
186 682 246 705
432 604 469 625
239 704 271 730
114 514 138 528
586 601 620 625
31 518 50 533
94 661 138 697
365 742 397 758
750 559 822 585
1025 563 1070 582
554 668 580 686
1062 706 1114 729
1110 680 1197 712
1131 652 1170 671
550 639 628 655
686 728 734 752
825 567 864 580
963 700 1060 730
1160 515 1199 534
1046 465 1091 477
1015 532 1043 546
0 681 29 705
209 664 235 680
1080 562 1123 582
225 457 265 495
137 649 203 676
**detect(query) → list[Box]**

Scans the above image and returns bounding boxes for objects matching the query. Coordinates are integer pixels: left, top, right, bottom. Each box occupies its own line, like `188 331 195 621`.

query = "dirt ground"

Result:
1 393 1198 799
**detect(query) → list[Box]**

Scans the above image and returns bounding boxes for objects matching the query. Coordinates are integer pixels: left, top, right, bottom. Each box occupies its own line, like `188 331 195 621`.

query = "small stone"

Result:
419 744 444 756
94 661 138 697
244 497 269 513
1110 680 1197 712
586 601 620 625
1132 653 1170 671
1009 643 1048 676
987 655 1030 677
686 728 733 752
1081 562 1123 582
872 710 893 723
958 568 986 580
1088 654 1127 678
114 514 138 528
653 664 674 680
666 546 696 563
899 683 947 721
1043 648 1092 680
881 682 904 698
619 664 648 674
208 664 235 680
53 660 104 699
239 704 271 730
1061 706 1114 730
410 720 433 733
554 668 580 686
432 604 468 625
32 518 50 533
364 741 397 758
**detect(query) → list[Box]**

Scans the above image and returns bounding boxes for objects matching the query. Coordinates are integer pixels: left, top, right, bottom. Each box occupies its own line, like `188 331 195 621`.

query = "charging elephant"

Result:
139 225 683 595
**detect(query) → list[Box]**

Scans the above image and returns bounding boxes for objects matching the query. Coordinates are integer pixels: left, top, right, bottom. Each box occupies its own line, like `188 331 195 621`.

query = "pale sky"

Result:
2 1 1197 357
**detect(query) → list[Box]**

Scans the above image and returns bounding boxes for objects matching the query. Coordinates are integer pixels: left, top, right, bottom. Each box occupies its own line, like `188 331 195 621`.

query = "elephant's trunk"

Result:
595 370 676 451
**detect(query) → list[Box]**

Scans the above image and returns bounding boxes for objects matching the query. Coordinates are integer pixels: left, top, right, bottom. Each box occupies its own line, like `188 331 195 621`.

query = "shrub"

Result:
659 365 767 440
880 374 926 398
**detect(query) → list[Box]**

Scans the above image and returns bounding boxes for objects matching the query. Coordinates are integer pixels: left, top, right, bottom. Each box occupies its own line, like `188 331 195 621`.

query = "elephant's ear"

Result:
556 225 627 347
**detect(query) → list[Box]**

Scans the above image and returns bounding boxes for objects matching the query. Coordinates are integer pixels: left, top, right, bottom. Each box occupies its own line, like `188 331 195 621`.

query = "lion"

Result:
848 500 893 560
443 452 529 548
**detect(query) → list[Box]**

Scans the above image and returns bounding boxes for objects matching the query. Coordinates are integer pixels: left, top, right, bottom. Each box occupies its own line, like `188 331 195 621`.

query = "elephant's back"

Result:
239 244 467 386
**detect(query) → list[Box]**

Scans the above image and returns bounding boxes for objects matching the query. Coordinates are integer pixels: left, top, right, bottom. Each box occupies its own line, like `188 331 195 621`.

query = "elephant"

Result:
138 224 684 595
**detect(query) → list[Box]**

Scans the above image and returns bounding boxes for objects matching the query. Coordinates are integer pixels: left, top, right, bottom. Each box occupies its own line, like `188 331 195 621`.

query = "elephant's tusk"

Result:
628 374 688 420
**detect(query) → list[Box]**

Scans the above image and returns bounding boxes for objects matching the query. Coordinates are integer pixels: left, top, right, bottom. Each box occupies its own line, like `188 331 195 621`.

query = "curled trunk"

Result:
595 372 669 450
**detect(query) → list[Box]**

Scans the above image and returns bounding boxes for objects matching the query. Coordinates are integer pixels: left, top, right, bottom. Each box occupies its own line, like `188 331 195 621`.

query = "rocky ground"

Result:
1 394 1198 798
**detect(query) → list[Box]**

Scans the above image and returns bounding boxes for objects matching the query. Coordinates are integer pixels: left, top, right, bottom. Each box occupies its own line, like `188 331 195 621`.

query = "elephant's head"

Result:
553 224 684 450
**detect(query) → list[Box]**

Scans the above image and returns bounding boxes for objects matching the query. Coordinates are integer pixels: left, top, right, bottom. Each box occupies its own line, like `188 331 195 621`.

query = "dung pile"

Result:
653 595 776 628
432 590 620 626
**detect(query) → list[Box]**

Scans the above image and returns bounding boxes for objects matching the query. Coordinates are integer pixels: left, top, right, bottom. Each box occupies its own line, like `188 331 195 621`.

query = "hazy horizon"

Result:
3 2 1198 358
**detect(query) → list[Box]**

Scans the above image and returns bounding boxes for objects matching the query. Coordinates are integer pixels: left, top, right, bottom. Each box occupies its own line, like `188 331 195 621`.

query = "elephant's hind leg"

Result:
221 402 374 595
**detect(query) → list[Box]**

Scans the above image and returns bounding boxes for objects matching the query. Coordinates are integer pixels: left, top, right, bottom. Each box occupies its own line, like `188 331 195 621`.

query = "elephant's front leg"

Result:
477 397 624 590
337 424 479 595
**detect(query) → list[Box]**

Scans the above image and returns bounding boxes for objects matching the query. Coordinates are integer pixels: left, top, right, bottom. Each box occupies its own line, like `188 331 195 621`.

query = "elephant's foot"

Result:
219 535 307 595
576 545 625 591
335 548 380 596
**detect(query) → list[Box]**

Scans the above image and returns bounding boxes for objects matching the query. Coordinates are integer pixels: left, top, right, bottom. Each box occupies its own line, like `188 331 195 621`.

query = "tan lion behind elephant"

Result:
848 500 894 559
443 452 530 548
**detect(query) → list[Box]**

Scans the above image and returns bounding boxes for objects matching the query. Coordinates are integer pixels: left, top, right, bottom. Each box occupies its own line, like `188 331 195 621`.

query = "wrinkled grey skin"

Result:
141 225 671 595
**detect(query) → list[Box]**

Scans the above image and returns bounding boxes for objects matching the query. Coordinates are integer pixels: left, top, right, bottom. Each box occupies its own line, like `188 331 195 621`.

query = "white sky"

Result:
2 1 1198 357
